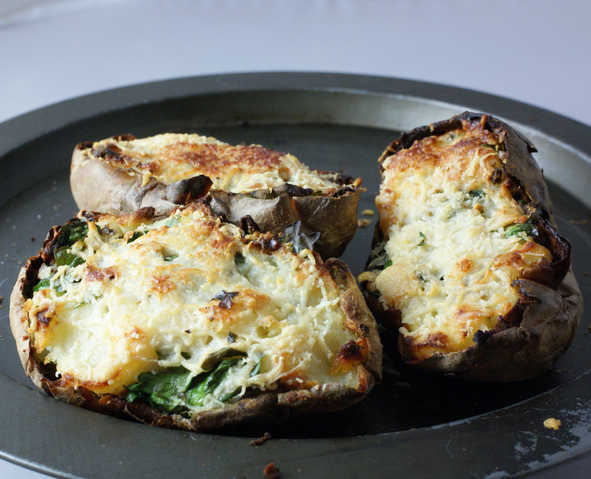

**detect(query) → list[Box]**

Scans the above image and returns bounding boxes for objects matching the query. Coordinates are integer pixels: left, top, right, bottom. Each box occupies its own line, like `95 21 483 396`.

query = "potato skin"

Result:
362 111 583 382
9 214 381 432
70 140 361 258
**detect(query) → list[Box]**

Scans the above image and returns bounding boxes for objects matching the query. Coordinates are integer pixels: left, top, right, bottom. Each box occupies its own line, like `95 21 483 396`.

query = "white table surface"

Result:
1 0 590 477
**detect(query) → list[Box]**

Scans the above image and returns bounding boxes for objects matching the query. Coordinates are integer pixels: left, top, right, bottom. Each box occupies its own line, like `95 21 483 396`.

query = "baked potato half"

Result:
70 133 362 258
360 111 582 382
10 202 381 431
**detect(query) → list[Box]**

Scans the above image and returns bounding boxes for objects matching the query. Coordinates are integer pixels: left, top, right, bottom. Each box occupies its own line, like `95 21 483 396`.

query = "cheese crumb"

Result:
362 209 375 217
543 417 561 430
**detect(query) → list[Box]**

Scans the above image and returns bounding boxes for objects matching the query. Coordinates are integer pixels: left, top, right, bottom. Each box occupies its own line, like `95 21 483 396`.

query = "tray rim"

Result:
1 72 590 479
2 71 590 159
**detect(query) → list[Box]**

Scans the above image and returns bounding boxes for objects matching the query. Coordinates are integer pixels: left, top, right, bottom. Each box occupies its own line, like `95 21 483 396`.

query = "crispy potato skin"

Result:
361 111 583 382
70 141 361 258
9 210 381 431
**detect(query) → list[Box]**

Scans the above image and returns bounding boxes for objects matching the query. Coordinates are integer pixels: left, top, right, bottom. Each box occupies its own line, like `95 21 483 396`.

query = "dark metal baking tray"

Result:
0 73 590 478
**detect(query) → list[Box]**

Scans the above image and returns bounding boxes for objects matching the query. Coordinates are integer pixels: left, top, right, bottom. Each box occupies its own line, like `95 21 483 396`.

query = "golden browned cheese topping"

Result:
89 133 344 192
24 204 363 413
162 143 284 177
374 120 551 359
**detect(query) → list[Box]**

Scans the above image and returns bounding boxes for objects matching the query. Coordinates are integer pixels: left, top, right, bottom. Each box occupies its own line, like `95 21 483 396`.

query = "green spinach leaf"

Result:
33 278 50 292
126 367 192 412
57 220 88 248
250 356 263 377
126 356 246 412
417 232 426 247
186 357 244 406
504 220 537 238
54 249 85 267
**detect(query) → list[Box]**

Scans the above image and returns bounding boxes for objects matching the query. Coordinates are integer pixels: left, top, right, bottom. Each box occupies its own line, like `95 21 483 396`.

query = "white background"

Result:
1 0 590 477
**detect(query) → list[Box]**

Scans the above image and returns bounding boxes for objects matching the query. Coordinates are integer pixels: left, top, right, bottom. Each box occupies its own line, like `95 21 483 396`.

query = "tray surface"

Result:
0 73 590 478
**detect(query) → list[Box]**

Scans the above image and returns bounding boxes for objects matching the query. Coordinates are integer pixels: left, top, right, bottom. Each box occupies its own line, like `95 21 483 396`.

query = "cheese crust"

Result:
11 202 381 426
84 133 346 193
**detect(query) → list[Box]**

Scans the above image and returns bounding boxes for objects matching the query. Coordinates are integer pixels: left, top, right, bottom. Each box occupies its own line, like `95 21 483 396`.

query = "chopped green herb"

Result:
384 259 392 268
127 231 145 243
417 232 426 247
213 290 239 309
468 190 484 198
162 252 178 262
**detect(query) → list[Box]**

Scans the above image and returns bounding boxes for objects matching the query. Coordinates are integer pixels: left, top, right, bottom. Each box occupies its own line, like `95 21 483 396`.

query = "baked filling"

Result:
25 204 367 414
372 121 551 359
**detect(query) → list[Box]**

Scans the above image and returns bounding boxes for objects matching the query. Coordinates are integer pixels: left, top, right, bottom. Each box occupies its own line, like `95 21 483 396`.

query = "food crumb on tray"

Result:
357 218 372 228
249 432 272 447
543 417 562 430
362 209 375 216
263 461 280 478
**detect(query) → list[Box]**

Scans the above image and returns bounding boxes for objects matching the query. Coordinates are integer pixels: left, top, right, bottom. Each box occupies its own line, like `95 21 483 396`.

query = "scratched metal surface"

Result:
0 74 590 478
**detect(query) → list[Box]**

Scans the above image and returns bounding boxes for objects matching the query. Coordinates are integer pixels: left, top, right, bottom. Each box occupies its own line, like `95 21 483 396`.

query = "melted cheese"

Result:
374 124 551 358
88 133 345 193
26 204 359 411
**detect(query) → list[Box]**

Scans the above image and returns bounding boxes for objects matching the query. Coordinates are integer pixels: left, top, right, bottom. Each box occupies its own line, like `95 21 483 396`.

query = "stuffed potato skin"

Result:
361 111 582 382
70 134 362 258
10 204 381 431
